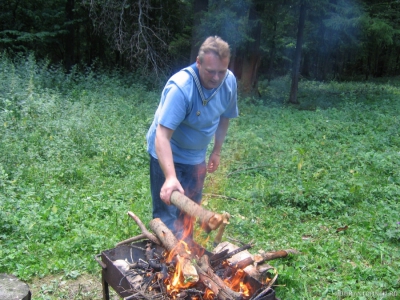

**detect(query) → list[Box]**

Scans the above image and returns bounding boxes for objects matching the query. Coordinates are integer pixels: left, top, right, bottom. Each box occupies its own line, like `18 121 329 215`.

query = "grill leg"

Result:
102 270 110 300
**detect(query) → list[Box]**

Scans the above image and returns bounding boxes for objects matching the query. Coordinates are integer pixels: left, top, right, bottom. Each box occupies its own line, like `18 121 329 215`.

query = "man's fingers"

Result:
160 191 171 205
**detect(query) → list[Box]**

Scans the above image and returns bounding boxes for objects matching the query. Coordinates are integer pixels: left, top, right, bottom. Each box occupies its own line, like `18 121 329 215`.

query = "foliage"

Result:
194 0 251 51
1 56 399 299
1 0 400 82
0 53 156 281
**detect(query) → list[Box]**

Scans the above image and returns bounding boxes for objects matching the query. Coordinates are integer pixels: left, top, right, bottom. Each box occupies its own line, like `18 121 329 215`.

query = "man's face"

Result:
196 52 229 90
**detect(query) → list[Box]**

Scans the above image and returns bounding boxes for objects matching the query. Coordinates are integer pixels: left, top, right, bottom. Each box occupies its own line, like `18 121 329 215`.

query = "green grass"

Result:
0 54 399 299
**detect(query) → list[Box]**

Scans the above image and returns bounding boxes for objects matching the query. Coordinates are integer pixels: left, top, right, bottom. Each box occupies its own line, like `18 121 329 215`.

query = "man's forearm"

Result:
155 124 176 179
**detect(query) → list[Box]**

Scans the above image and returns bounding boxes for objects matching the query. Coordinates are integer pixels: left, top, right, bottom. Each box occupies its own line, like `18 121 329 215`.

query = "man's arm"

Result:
155 124 184 204
207 116 230 173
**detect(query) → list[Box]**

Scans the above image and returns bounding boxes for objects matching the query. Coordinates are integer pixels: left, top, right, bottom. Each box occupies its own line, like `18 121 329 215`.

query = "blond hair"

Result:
198 36 231 63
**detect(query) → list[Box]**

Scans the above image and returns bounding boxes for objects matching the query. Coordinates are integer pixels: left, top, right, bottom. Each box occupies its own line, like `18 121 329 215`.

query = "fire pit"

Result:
95 194 294 300
95 240 278 300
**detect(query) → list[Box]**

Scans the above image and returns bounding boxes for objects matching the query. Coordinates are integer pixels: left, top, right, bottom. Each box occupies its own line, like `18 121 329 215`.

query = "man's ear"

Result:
196 56 201 67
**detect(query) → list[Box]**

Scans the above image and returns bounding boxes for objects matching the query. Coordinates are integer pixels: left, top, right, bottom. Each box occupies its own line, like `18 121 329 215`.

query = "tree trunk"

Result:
267 20 278 82
240 1 264 95
288 1 306 105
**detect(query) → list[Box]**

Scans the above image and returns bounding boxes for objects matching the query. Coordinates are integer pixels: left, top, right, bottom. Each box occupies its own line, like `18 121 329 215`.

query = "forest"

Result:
1 0 400 94
0 0 399 299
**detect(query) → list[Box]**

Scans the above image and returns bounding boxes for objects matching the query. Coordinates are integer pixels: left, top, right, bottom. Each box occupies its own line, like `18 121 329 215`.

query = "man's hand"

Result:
155 124 185 204
160 177 184 205
207 152 221 173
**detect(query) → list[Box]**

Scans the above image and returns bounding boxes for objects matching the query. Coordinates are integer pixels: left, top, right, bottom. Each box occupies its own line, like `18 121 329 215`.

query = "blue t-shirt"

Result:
146 63 238 165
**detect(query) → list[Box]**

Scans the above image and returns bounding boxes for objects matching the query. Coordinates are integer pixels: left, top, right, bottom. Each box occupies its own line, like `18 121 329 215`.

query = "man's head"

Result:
196 36 231 90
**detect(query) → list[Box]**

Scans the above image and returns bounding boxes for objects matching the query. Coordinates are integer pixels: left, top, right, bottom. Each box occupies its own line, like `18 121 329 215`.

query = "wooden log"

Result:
195 255 243 300
149 218 199 283
253 249 299 264
170 191 223 231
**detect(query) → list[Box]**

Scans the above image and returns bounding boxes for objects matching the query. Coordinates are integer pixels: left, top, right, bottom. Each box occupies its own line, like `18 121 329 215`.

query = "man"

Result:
146 36 238 239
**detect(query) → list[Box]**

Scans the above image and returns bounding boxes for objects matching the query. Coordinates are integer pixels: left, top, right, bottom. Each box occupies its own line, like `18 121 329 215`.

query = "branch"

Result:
123 211 161 245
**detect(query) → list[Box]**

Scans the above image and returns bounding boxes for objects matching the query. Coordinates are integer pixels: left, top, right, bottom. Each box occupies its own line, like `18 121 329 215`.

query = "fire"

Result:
165 239 197 295
204 288 215 299
166 255 194 294
224 268 252 298
164 212 253 299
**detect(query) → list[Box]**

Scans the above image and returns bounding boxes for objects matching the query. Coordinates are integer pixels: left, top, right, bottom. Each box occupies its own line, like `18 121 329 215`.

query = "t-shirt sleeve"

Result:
157 84 188 130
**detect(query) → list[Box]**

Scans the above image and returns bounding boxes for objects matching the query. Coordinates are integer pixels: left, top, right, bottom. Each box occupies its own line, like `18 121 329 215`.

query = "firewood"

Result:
195 255 243 300
116 233 148 247
149 218 199 283
126 211 161 245
170 191 223 231
211 243 253 266
253 249 299 264
213 212 230 246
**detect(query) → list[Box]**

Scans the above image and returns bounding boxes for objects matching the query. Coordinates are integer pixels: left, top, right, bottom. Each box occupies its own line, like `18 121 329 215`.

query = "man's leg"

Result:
150 155 206 238
150 155 178 230
174 161 206 240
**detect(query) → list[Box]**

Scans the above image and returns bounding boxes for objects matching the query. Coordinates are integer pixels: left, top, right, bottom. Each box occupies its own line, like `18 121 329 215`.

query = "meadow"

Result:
0 54 399 299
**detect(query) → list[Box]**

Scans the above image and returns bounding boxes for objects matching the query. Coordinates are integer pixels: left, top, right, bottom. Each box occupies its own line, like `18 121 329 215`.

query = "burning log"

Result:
171 191 224 232
149 218 248 300
107 209 289 300
149 218 199 284
195 255 243 300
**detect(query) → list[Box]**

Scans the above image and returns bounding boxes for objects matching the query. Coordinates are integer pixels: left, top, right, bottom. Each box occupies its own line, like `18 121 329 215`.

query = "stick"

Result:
149 218 199 283
253 249 299 264
170 191 223 232
213 212 230 247
117 211 160 246
116 234 148 247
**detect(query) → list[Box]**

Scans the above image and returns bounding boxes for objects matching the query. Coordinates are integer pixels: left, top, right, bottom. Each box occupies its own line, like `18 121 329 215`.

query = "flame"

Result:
174 214 196 242
240 282 251 297
165 239 197 295
224 268 252 298
204 288 215 299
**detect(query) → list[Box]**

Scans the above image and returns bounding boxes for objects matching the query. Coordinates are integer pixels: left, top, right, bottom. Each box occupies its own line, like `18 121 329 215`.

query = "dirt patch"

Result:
29 273 120 299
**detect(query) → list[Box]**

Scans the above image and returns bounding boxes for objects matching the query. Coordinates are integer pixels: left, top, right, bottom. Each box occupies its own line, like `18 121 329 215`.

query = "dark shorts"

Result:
149 155 206 239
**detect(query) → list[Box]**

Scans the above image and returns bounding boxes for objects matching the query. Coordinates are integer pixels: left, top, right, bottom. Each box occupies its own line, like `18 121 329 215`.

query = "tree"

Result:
0 0 68 59
83 0 192 76
65 0 75 71
361 0 400 78
239 0 264 94
288 0 306 105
